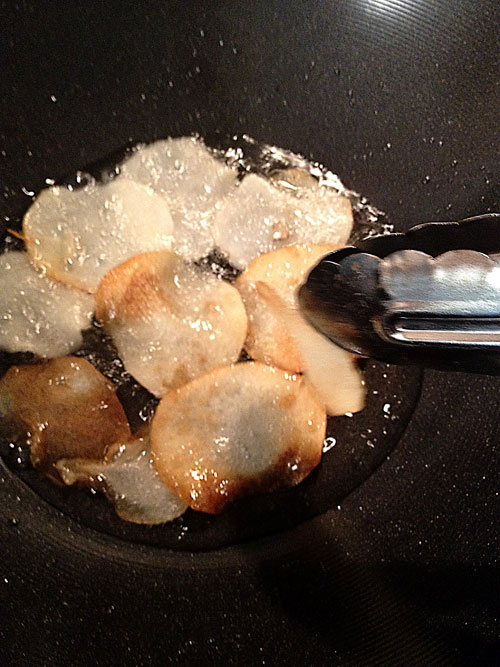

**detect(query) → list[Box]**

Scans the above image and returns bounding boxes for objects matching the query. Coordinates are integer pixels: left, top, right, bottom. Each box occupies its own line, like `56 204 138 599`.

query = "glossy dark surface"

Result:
1 1 499 665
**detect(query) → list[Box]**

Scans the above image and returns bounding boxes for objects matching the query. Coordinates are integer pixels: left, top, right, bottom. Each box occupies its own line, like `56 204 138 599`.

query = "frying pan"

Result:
1 1 499 665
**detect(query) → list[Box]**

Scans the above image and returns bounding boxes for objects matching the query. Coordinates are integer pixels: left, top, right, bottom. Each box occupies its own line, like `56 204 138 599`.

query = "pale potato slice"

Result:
120 136 238 260
23 177 174 293
56 429 188 525
95 251 247 398
0 357 130 474
235 244 340 371
212 172 353 269
256 282 365 416
0 251 94 357
150 362 326 513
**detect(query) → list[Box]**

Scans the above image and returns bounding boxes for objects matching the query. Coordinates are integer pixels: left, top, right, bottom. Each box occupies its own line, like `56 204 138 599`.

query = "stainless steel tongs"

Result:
298 214 500 374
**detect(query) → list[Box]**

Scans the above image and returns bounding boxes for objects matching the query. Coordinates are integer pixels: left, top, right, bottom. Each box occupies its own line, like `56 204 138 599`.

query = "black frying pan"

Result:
1 2 499 665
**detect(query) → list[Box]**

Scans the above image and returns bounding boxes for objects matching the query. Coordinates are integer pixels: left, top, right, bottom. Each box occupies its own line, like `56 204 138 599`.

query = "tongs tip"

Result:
299 214 500 374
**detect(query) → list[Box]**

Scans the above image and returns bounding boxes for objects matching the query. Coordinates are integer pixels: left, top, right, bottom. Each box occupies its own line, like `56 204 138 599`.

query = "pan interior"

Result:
0 138 422 551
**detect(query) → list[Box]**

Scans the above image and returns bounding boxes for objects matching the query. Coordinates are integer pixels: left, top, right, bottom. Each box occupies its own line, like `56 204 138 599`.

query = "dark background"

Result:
0 1 499 665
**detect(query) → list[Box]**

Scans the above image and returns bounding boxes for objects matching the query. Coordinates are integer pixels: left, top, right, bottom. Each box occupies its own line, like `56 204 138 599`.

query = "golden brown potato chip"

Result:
150 362 326 513
235 244 340 371
255 282 365 416
0 357 130 474
95 250 247 397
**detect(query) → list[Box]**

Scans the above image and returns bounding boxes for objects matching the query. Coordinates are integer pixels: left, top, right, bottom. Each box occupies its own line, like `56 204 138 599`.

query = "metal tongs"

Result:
298 214 500 374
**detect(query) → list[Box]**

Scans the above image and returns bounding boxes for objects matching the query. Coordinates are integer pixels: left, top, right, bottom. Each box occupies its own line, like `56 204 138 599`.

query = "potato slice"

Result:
120 136 238 261
212 172 353 269
235 244 340 371
0 251 94 357
23 177 174 293
150 362 326 513
95 251 248 398
0 356 130 473
256 282 365 416
270 168 318 190
56 429 188 525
